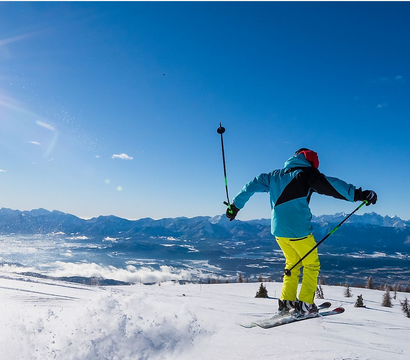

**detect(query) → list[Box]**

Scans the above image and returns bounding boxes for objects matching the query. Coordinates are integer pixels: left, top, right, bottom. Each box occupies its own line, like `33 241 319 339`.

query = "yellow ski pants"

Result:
276 234 320 304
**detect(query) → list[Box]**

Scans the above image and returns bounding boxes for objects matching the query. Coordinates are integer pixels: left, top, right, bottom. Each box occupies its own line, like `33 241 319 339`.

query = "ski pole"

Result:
284 200 368 277
217 123 233 215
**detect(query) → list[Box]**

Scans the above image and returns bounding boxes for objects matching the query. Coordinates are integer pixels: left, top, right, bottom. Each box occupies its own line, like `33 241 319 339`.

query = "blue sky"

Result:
0 2 409 221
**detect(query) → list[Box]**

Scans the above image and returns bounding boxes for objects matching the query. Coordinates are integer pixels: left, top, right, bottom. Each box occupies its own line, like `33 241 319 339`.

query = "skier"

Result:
225 148 377 318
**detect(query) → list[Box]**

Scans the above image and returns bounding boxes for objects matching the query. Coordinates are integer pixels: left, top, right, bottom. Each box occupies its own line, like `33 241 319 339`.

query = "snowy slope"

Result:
0 271 409 360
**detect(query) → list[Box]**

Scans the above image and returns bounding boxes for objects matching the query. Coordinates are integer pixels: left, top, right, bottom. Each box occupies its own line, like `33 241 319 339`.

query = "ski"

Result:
240 301 331 328
253 307 345 329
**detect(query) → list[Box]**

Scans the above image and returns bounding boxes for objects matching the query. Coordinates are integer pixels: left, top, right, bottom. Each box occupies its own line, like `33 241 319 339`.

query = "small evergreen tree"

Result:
237 272 243 283
400 297 410 318
257 275 263 282
255 283 268 298
354 294 366 308
316 284 324 299
319 276 326 286
366 276 374 289
382 285 392 307
344 284 353 298
90 277 100 286
393 283 399 300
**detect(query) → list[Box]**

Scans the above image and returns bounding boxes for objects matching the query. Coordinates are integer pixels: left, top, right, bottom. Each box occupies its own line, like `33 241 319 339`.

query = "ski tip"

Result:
240 323 257 328
332 307 345 313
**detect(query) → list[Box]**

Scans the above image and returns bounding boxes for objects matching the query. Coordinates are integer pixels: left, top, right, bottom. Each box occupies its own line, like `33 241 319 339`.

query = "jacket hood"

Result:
283 154 312 170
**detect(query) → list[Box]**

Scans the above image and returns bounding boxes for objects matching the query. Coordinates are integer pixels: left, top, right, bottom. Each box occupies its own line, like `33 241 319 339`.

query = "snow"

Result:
1 272 409 359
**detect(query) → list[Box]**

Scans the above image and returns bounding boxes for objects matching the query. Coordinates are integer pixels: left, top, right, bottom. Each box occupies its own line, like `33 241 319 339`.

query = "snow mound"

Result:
0 275 205 360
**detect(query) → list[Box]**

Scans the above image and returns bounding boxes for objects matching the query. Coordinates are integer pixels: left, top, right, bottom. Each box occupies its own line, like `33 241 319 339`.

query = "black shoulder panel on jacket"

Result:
306 167 349 200
275 167 348 207
275 169 311 207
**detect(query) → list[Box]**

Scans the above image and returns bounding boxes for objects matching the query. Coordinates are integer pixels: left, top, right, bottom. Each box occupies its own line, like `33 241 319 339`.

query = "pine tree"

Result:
354 294 366 308
237 273 243 283
255 283 268 298
344 284 353 298
393 283 399 300
365 276 374 289
316 284 324 299
382 285 392 307
400 297 410 318
90 277 100 286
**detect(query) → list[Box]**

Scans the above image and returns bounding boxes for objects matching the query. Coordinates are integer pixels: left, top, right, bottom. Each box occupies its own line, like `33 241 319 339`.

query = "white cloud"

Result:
112 153 134 160
37 261 193 283
0 169 6 173
377 103 387 108
36 120 55 131
29 141 41 146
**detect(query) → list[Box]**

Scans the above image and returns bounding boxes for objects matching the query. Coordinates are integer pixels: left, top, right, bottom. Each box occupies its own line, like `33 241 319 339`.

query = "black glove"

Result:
225 203 240 221
354 188 377 206
363 190 377 205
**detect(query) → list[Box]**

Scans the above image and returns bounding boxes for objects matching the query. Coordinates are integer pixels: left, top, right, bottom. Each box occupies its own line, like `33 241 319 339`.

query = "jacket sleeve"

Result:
305 168 356 202
232 173 271 209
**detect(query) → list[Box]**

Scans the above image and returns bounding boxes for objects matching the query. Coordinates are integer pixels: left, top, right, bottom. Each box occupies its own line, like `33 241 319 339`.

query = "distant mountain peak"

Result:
0 207 409 236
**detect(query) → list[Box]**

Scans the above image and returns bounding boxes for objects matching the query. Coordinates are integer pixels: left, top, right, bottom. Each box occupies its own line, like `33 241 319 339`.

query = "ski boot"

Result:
295 300 318 318
277 299 296 316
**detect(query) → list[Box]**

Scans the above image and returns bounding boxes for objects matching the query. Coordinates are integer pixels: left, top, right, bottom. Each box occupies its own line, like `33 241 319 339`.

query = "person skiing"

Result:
225 148 377 318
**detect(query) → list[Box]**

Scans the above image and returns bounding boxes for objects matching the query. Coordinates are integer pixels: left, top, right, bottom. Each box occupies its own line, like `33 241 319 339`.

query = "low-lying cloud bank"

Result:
0 262 202 284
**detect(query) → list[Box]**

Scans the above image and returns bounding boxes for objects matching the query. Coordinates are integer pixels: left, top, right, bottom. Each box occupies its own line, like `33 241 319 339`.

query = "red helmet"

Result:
295 148 319 169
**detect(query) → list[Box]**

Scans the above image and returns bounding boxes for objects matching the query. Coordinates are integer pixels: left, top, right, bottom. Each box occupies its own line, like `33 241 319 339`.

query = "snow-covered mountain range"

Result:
1 207 409 236
1 207 409 252
1 208 409 287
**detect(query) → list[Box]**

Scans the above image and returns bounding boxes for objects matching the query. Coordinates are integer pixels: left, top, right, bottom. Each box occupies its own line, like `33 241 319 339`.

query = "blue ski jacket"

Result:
232 154 356 238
